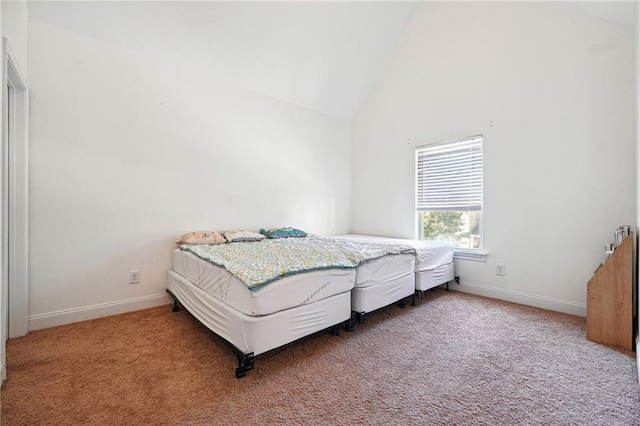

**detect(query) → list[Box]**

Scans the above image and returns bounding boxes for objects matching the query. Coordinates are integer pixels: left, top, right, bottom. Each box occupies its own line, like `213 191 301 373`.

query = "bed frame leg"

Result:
412 291 426 305
356 312 367 324
166 290 180 312
234 352 255 379
345 312 356 332
447 276 460 292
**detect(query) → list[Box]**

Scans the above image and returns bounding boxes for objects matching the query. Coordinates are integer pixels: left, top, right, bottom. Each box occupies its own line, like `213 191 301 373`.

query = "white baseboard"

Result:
28 293 173 331
451 282 587 317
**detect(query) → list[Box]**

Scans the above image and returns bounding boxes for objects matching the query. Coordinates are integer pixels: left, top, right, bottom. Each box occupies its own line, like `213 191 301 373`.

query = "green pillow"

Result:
260 227 307 239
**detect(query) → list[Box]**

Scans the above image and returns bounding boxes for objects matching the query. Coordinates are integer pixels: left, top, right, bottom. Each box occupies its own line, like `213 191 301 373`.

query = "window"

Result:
416 135 483 250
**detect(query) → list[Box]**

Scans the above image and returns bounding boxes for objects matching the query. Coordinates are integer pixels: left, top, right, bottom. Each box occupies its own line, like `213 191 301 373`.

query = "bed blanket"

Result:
279 235 416 264
180 235 415 289
330 234 454 266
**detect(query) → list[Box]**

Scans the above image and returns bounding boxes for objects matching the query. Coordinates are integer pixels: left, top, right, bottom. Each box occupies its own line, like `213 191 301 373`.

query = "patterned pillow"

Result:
260 227 307 239
176 231 226 245
223 230 266 243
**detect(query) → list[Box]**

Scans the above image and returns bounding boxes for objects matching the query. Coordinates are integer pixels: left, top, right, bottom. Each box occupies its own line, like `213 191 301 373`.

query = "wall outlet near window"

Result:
129 270 140 284
496 264 506 276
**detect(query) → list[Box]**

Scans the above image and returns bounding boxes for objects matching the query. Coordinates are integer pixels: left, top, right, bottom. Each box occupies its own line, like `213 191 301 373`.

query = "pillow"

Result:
260 227 307 239
176 231 226 245
223 230 266 243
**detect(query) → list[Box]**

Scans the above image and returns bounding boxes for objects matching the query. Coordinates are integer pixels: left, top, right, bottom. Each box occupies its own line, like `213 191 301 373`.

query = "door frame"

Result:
3 38 29 339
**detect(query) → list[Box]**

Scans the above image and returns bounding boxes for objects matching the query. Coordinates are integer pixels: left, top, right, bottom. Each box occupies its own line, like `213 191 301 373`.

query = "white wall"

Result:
27 18 351 328
2 0 28 73
352 2 636 316
1 0 29 384
28 1 417 121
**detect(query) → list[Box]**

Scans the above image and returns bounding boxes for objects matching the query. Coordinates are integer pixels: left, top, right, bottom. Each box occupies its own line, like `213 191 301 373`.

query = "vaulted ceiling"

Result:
28 1 636 121
28 1 418 120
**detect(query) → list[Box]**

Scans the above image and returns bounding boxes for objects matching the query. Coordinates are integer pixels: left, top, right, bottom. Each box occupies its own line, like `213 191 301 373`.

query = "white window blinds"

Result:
416 136 483 212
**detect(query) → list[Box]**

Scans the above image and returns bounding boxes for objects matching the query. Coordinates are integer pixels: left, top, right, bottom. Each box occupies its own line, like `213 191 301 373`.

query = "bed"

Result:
285 236 417 324
166 234 416 377
332 234 456 298
166 267 354 378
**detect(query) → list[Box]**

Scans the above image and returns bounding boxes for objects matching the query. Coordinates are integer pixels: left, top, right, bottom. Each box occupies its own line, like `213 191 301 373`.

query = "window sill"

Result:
454 248 487 263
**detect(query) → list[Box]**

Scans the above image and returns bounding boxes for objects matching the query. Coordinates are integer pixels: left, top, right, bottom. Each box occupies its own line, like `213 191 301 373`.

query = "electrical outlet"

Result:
496 264 506 276
129 270 140 284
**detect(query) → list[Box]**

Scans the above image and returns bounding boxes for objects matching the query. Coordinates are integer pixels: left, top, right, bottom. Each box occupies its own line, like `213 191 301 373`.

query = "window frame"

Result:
415 135 486 262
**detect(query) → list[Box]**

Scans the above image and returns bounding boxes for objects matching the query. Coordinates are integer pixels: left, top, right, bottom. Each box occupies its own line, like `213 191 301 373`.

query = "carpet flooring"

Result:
1 289 639 425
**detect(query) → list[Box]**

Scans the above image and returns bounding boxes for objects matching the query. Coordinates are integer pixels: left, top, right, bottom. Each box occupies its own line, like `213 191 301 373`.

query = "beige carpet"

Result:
2 289 639 425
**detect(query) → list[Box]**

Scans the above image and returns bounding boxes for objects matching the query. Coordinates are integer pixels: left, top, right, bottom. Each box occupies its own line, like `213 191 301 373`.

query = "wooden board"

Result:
586 236 633 351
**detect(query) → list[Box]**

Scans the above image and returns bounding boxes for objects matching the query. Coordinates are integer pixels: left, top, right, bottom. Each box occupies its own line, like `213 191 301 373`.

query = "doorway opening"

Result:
2 39 29 348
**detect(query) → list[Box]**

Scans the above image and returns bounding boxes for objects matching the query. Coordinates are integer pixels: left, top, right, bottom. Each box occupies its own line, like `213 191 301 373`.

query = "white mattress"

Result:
416 262 455 291
172 249 355 317
351 273 415 313
167 270 352 356
350 253 415 313
333 234 453 272
354 253 415 288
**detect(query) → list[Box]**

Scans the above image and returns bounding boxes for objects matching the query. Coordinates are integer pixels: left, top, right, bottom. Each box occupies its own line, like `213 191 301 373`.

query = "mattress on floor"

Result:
333 234 453 272
172 249 355 317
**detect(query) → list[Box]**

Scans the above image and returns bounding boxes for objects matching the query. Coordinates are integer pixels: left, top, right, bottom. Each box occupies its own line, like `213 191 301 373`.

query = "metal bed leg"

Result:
345 312 356 332
447 276 460 291
235 351 255 379
167 290 181 312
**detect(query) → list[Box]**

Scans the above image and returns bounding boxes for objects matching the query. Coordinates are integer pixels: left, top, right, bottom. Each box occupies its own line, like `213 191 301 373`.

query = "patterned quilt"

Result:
180 235 415 289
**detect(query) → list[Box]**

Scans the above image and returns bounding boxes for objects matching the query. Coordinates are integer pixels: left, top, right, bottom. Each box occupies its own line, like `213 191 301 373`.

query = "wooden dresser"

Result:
586 235 633 351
